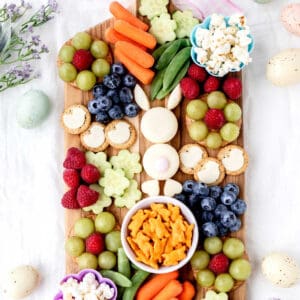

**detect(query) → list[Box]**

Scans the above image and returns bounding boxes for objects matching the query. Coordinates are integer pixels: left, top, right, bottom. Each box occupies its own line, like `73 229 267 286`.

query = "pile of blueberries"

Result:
174 181 247 238
88 63 140 124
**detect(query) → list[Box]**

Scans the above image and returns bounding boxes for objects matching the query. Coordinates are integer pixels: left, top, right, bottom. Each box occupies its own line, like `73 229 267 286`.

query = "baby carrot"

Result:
109 1 149 31
152 280 183 300
136 271 179 300
114 20 157 49
178 281 196 300
104 28 147 50
115 48 155 85
115 41 154 68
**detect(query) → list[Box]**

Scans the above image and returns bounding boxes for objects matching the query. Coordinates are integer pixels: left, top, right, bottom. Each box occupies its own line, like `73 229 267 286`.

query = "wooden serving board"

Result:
63 1 246 299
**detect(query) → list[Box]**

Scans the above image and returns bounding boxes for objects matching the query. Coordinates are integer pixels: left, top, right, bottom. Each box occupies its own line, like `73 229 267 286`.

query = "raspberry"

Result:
209 253 230 275
180 77 200 99
77 185 99 208
61 188 80 209
63 147 86 170
63 169 80 188
203 76 220 93
187 64 207 82
72 49 94 71
222 77 242 99
81 164 100 184
204 109 225 130
85 233 104 255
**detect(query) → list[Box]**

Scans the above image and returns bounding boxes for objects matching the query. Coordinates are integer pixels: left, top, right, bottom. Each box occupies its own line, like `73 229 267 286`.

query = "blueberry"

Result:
108 105 124 120
192 182 209 196
209 186 223 199
220 211 237 228
194 209 202 222
220 191 237 206
182 180 195 194
123 74 136 88
202 222 218 237
124 103 140 117
188 194 201 209
174 193 187 203
93 83 107 97
231 199 247 215
214 204 227 218
119 87 133 104
202 211 214 222
103 73 121 89
106 89 121 104
111 63 126 75
95 111 111 124
224 183 240 196
97 96 112 111
229 218 242 232
215 220 229 237
87 98 102 114
201 197 216 211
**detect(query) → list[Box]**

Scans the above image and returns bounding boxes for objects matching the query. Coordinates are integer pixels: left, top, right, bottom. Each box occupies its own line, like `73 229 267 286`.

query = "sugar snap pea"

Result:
117 248 131 279
100 270 132 287
150 68 166 100
151 41 172 60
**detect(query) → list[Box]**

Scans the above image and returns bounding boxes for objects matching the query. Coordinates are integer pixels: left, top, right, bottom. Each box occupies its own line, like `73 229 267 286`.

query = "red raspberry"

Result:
72 49 94 71
203 76 220 93
77 185 99 208
81 164 100 184
209 253 230 275
187 64 207 82
63 169 80 188
86 233 104 255
61 188 80 209
180 77 200 99
63 147 86 170
222 77 242 99
204 109 225 130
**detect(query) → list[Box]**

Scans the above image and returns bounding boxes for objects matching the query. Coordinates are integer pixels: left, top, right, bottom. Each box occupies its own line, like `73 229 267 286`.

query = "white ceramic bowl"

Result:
121 196 199 274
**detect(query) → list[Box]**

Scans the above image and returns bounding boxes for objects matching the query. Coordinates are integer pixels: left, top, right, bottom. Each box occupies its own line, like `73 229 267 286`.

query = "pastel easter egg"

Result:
281 3 300 36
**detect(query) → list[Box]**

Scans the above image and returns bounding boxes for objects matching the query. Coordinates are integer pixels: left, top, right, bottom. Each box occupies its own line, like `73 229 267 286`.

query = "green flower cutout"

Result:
83 184 112 214
85 151 112 175
100 168 130 197
115 180 142 209
110 150 142 179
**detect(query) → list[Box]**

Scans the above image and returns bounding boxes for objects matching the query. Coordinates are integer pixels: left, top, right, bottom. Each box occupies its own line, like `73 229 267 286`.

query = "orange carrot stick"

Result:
115 48 155 85
114 20 157 49
178 281 196 300
153 280 183 300
104 28 147 51
136 271 179 300
109 1 149 31
115 41 154 68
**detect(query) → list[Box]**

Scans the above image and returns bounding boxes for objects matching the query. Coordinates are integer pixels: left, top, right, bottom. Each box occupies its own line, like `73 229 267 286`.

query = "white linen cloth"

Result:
0 0 300 299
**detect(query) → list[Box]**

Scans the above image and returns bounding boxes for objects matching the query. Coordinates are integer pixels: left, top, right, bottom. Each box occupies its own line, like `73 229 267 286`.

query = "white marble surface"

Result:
0 0 300 299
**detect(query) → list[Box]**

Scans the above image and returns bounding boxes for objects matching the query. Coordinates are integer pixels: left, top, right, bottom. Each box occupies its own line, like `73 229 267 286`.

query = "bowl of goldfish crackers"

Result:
121 196 199 274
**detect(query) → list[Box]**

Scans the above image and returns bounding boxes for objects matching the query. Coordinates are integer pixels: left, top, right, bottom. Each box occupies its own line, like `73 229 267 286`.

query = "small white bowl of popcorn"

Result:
190 14 254 77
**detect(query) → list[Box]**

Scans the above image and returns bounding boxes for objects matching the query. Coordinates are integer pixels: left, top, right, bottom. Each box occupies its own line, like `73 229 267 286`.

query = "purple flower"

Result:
31 35 41 46
48 0 58 12
41 44 49 53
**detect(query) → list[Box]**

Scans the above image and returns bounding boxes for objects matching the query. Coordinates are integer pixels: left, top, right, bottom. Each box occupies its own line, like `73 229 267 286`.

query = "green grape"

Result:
188 121 208 141
59 45 76 63
196 269 215 287
65 236 85 257
91 40 109 58
229 258 251 281
206 132 222 149
95 212 116 234
214 273 234 292
186 100 208 120
76 70 96 91
74 217 95 239
105 231 122 252
92 59 110 77
72 32 92 50
98 251 117 270
77 252 98 270
59 63 77 82
191 250 210 270
204 237 223 255
220 123 240 142
223 238 245 259
224 103 242 122
207 91 227 109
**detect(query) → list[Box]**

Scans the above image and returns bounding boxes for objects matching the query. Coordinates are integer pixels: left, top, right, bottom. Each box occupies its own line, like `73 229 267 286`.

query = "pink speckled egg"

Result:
281 3 300 36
